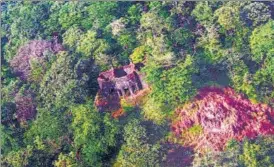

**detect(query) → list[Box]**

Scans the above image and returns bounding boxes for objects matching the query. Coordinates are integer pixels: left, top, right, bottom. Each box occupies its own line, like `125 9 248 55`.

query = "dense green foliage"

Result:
1 1 274 166
70 104 119 166
193 136 274 167
115 119 163 167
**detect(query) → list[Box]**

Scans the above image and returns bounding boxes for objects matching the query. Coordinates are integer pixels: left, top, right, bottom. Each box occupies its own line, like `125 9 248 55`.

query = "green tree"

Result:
39 51 95 109
214 6 240 30
85 2 119 30
192 2 213 25
2 146 33 167
253 54 274 105
139 10 176 66
193 137 274 167
143 55 197 108
127 3 143 25
0 124 23 156
115 119 163 167
42 1 86 33
71 104 120 166
24 109 66 147
240 137 274 167
54 152 79 167
171 27 194 50
197 26 223 63
76 30 110 58
141 97 167 125
62 26 83 49
74 30 115 69
250 20 274 63
2 1 51 61
130 45 151 64
228 59 257 100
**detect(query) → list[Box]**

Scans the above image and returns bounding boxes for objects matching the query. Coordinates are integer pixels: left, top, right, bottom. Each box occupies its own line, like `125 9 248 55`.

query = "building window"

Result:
109 88 115 94
132 85 136 93
124 88 130 96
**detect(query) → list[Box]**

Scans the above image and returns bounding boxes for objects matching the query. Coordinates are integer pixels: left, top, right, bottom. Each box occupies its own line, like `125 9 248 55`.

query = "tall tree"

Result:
71 104 119 166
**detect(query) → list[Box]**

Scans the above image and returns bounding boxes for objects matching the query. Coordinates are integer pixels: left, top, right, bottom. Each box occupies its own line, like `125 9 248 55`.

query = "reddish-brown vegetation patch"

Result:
172 87 274 151
95 89 121 112
10 39 64 80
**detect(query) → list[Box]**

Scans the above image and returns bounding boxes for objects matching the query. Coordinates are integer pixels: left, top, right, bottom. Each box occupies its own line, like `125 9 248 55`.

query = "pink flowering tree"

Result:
14 91 36 122
10 39 63 81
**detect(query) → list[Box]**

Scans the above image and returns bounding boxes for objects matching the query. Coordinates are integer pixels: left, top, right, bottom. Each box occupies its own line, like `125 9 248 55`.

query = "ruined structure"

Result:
172 87 274 152
95 63 147 111
98 63 146 97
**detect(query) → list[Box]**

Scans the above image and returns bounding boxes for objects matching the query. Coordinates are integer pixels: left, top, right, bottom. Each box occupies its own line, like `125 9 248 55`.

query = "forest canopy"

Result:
1 1 274 167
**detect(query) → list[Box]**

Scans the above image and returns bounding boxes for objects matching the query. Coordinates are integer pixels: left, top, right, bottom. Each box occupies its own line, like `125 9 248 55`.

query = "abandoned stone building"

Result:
95 63 147 111
98 62 147 97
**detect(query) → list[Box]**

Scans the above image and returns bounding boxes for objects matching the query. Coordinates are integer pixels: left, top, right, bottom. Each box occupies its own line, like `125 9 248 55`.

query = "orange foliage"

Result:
111 108 125 119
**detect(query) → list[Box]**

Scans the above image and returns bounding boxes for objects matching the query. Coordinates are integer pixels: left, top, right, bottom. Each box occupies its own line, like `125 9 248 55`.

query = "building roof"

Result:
98 63 136 81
